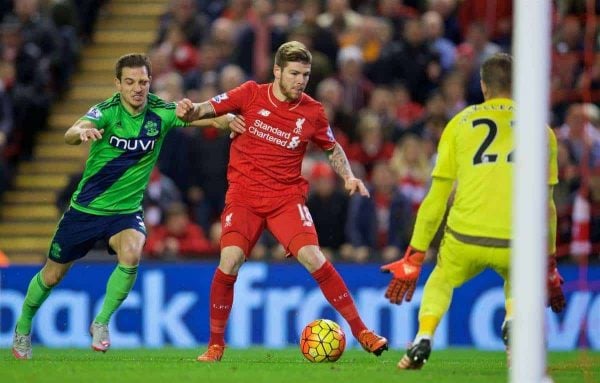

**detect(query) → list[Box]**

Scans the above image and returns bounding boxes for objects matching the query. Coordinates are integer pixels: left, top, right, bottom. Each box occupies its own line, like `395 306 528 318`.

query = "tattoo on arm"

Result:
327 143 353 180
194 102 216 120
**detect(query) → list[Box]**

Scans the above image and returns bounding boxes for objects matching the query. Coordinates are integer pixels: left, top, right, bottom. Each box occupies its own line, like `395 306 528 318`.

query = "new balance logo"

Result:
258 109 271 117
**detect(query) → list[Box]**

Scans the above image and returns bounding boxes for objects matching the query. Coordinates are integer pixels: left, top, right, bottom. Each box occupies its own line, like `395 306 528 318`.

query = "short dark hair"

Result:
115 53 152 80
480 53 512 94
274 41 312 69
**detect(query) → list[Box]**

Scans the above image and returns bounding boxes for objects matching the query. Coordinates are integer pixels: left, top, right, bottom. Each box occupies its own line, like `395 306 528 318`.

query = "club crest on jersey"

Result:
225 213 233 227
294 117 305 134
258 109 271 117
144 120 159 137
86 107 102 120
212 93 229 104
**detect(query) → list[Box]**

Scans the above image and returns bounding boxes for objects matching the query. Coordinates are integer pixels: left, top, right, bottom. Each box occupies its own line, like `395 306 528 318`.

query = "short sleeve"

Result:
80 104 109 130
209 81 257 115
311 105 337 151
166 102 188 129
547 127 559 186
431 118 458 180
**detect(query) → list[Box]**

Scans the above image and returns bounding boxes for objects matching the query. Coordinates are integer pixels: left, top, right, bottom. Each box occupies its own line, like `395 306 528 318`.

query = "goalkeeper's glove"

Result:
547 256 566 313
380 246 425 304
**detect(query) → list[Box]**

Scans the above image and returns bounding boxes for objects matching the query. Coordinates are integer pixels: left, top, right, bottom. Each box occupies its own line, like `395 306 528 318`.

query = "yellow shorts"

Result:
437 230 510 288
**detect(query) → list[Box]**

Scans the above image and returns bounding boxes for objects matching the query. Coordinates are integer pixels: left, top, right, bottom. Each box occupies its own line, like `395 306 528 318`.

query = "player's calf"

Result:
90 322 110 353
398 339 431 370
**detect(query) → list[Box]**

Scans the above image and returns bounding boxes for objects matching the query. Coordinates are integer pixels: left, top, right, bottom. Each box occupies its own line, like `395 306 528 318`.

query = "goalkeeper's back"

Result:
431 55 558 241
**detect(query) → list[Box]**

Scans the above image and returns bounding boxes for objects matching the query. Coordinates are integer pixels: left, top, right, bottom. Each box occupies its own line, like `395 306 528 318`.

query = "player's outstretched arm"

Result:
64 120 104 145
188 114 246 135
380 177 453 304
409 177 454 251
176 99 215 122
326 143 370 197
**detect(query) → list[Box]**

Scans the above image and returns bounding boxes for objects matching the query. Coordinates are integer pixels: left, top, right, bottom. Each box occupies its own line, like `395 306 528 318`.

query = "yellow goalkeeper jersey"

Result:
432 98 558 240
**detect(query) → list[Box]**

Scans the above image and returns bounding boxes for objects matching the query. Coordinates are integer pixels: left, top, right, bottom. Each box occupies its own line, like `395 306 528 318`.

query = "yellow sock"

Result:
417 315 440 338
416 266 453 339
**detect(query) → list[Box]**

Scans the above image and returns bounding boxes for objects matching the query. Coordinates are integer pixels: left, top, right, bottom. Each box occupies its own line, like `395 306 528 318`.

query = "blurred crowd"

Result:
0 0 106 192
2 0 600 263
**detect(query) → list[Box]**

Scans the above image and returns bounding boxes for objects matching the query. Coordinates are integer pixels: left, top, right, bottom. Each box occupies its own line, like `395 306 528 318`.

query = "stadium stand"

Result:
0 0 598 266
0 0 168 262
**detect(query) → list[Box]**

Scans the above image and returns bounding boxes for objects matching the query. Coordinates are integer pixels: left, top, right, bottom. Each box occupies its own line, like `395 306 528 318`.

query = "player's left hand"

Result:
211 114 246 134
176 98 196 122
228 114 245 134
381 246 425 304
344 177 370 197
547 257 566 313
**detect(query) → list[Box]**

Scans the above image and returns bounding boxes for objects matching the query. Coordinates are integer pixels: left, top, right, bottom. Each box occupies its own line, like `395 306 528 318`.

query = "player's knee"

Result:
117 241 143 264
296 244 326 273
220 245 245 274
41 265 68 287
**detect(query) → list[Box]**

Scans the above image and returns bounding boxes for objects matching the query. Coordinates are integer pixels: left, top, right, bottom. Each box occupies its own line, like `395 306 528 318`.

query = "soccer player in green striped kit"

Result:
12 53 236 359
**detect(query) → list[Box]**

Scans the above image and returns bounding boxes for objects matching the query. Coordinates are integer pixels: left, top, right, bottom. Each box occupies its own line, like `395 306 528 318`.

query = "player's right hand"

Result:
380 246 426 304
80 128 104 143
547 256 566 313
176 98 196 122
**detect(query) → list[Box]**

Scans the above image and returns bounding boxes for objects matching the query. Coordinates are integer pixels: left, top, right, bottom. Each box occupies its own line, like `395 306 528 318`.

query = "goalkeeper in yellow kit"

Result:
381 53 566 369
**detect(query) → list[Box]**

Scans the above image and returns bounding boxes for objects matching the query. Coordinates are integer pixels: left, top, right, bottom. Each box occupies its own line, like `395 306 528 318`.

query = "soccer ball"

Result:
299 319 346 362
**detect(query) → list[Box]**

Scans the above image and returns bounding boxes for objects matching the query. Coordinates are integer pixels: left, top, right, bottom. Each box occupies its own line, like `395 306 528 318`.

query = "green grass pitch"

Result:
1 348 598 383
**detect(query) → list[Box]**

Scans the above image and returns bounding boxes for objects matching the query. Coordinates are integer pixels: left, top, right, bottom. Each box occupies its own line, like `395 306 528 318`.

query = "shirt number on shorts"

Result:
297 204 314 227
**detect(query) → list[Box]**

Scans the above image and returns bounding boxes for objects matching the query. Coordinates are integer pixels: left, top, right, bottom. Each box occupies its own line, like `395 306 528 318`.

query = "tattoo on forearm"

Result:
328 143 353 180
196 102 216 120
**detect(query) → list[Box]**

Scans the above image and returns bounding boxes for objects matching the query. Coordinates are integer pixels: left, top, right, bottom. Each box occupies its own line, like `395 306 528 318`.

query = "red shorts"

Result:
220 191 319 257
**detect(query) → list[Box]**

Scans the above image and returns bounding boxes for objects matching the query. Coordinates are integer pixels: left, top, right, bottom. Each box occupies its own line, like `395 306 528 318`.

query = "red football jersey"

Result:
209 81 337 197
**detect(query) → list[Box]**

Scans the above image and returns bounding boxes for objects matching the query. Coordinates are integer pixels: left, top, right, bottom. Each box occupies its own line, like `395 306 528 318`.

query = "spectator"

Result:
346 111 394 178
306 162 350 260
557 103 600 167
317 0 363 39
157 0 209 46
183 40 224 91
421 10 456 72
145 202 215 259
232 0 287 82
463 21 501 67
159 23 199 74
392 82 424 135
294 0 339 66
218 64 246 93
346 161 412 263
390 134 431 214
143 167 182 228
315 77 355 144
332 45 373 113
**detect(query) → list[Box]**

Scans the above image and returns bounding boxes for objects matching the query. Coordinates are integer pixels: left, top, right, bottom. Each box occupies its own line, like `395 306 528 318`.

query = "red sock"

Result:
311 261 366 338
208 268 237 346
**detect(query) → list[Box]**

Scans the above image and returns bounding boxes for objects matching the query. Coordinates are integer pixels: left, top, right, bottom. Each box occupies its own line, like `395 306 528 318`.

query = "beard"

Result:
279 81 302 101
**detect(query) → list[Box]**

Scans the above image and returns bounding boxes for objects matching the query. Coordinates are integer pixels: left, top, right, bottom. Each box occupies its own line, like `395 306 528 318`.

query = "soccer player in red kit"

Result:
176 41 388 362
